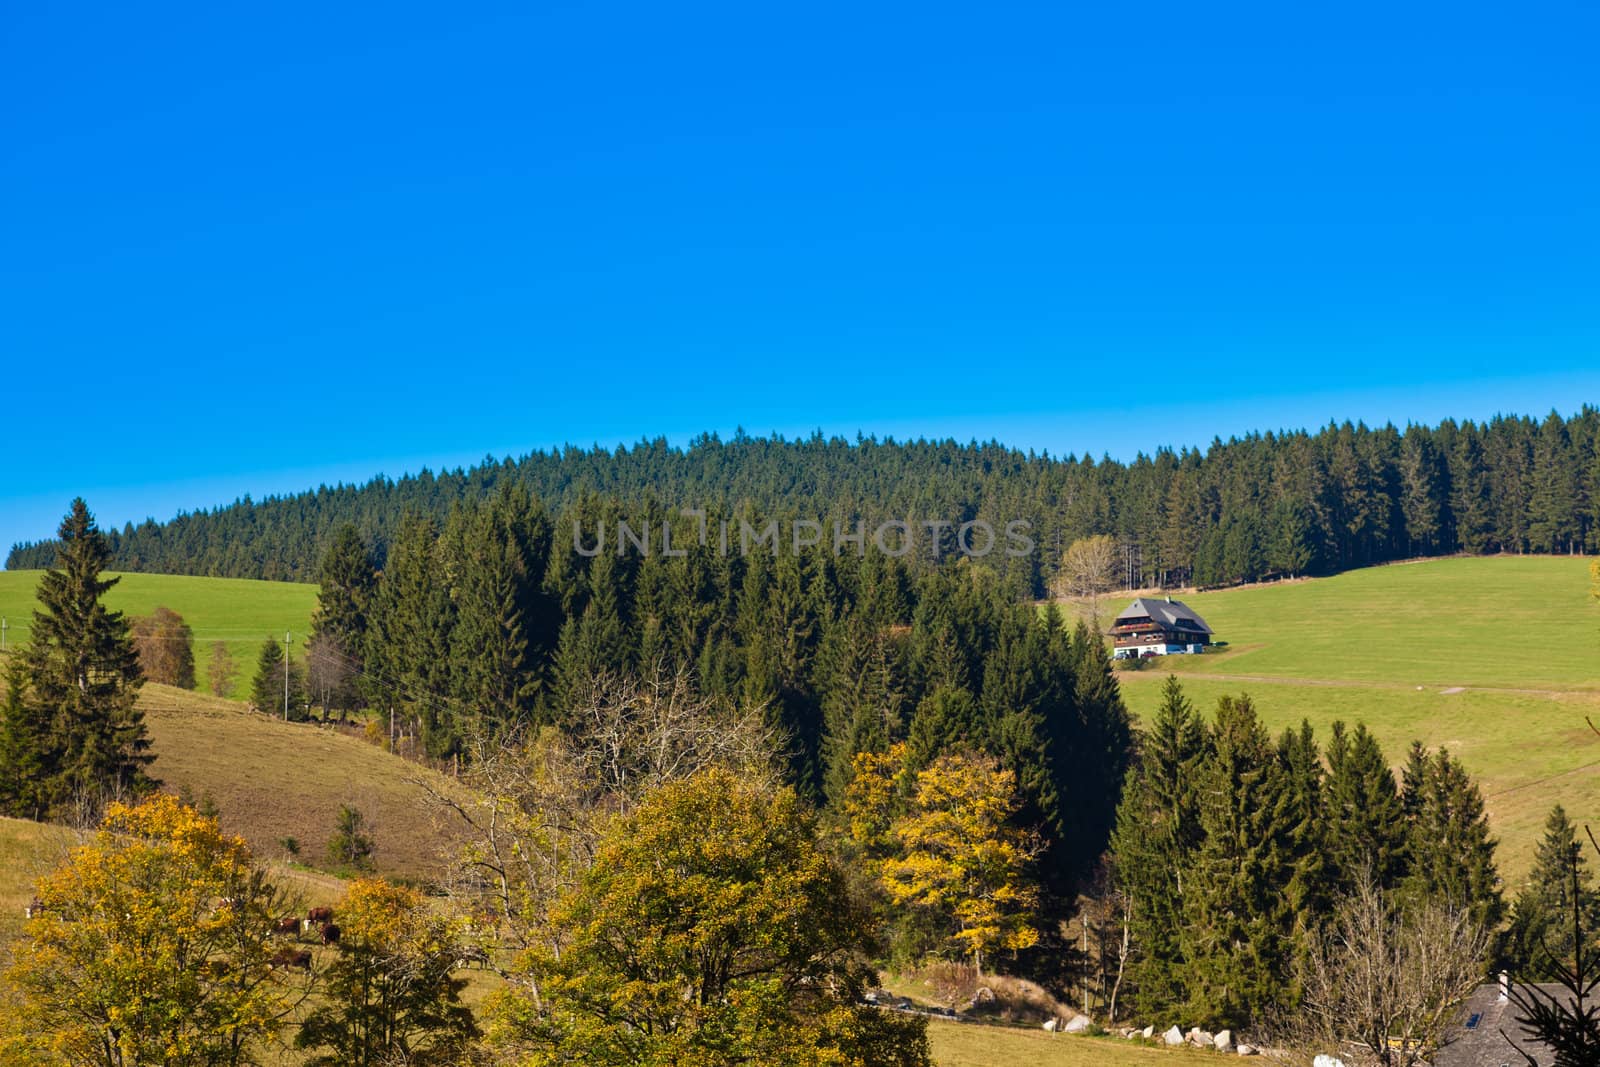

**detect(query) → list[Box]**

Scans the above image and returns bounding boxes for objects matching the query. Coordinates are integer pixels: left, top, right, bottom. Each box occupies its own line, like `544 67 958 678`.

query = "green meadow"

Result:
0 569 318 694
1078 555 1600 886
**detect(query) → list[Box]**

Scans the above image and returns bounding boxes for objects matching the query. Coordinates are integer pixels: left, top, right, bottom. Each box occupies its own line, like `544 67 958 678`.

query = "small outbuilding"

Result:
1109 596 1213 659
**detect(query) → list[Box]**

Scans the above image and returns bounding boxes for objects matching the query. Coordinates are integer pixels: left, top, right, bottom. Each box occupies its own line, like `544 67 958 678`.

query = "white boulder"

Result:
1064 1014 1092 1034
1042 1018 1058 1032
1214 1029 1234 1052
1164 1025 1184 1046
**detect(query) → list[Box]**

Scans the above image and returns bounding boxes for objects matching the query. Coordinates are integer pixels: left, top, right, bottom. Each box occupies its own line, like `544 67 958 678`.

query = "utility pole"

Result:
284 631 291 721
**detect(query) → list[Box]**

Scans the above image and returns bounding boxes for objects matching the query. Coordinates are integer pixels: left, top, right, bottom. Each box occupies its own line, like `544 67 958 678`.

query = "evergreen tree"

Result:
20 500 153 812
250 637 305 721
1110 676 1207 1018
1506 804 1600 979
1181 694 1297 1027
0 654 50 818
1402 746 1502 930
1323 721 1407 893
364 515 458 757
309 524 376 710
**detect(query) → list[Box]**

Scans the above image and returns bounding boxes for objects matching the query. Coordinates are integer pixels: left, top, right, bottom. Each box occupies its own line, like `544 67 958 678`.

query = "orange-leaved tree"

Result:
3 792 304 1066
881 749 1040 975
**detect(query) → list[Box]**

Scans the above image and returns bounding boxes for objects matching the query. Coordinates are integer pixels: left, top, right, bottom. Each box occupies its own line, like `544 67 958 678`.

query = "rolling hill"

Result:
1093 555 1600 884
0 569 318 696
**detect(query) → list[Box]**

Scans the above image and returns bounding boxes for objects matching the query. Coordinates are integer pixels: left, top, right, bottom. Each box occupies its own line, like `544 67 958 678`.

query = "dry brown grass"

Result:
138 684 468 881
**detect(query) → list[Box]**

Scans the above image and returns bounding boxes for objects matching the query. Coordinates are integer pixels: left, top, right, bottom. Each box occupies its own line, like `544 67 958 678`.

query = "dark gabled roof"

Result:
1112 597 1213 635
1434 981 1569 1067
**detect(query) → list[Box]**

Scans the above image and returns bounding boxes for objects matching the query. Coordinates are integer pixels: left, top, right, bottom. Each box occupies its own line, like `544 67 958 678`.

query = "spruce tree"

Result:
21 499 153 812
1324 721 1407 893
1507 804 1600 979
1402 746 1502 930
310 524 376 710
1110 676 1207 1018
250 637 305 721
0 654 50 818
1181 694 1297 1028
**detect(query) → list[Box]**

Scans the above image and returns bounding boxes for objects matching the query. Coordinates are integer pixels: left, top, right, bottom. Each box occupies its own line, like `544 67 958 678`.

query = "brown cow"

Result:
319 922 341 945
273 916 301 936
269 947 312 970
307 906 334 925
24 898 46 920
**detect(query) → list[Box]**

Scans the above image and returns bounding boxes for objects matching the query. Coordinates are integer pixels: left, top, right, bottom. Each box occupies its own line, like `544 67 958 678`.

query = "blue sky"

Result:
3 1 1596 558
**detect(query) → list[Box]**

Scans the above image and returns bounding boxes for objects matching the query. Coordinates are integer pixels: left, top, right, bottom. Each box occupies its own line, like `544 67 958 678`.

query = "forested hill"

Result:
10 410 1600 591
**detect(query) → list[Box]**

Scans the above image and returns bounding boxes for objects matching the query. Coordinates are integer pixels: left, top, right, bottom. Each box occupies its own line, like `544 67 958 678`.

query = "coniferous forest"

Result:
10 410 1600 591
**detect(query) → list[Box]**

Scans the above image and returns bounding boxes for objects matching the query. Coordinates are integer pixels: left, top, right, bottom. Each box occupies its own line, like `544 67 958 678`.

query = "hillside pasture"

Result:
1074 556 1600 885
0 569 318 696
138 684 466 880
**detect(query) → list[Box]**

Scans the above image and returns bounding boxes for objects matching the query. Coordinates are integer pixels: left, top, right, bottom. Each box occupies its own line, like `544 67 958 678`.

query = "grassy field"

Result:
927 1021 1211 1066
0 569 318 695
1069 555 1600 885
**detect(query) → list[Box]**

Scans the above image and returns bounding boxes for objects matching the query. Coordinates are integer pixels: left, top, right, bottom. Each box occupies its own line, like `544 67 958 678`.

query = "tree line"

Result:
11 409 1600 591
1100 676 1600 1060
250 487 1132 931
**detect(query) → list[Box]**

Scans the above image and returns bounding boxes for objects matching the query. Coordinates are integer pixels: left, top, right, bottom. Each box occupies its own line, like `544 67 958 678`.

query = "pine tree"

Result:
1181 694 1297 1027
309 524 375 710
21 500 153 812
0 654 51 818
1507 805 1600 979
1110 676 1207 1018
250 637 305 721
1323 721 1407 893
1402 746 1502 930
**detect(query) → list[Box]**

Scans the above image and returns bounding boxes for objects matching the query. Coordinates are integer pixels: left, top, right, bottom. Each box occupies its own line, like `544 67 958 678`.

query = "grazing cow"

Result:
270 947 313 970
307 906 334 925
273 916 301 936
454 945 490 970
319 922 341 945
24 898 46 920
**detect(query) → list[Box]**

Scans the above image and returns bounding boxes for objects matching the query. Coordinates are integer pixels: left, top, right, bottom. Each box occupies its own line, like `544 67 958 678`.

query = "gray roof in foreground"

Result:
1434 981 1570 1067
1113 597 1213 635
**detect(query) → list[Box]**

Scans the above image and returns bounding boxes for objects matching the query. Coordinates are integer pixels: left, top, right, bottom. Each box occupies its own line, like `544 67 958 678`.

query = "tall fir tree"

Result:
1402 745 1502 930
1323 721 1408 893
1180 694 1298 1028
1110 676 1207 1018
19 500 153 812
1506 804 1600 980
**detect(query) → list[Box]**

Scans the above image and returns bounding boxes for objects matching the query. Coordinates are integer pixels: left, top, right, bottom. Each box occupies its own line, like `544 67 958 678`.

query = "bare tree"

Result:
1055 535 1121 631
1298 873 1488 1066
208 640 236 697
305 631 354 721
413 662 782 1004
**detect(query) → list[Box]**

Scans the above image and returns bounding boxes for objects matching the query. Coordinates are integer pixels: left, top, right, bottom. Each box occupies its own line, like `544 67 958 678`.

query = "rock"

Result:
1236 1044 1258 1056
1189 1029 1214 1048
1141 1025 1154 1039
1313 1056 1347 1067
1164 1025 1184 1046
1042 1018 1058 1032
972 986 995 1004
1215 1029 1234 1052
1064 1014 1092 1034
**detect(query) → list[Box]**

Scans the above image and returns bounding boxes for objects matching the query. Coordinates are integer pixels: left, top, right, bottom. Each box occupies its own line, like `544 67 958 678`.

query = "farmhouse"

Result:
1109 596 1213 659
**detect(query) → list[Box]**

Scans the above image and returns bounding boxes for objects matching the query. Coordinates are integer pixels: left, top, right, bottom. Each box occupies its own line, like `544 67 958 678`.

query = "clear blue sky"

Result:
3 1 1597 558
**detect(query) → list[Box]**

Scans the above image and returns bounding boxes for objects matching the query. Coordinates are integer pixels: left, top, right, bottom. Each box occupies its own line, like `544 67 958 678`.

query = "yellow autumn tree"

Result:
2 792 304 1066
295 878 478 1066
881 750 1040 974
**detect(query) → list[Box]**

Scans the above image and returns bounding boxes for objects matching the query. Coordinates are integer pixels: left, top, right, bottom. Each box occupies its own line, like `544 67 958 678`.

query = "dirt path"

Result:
1121 670 1600 700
